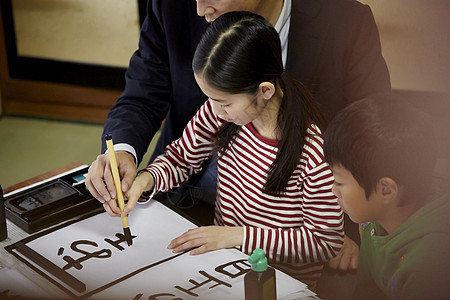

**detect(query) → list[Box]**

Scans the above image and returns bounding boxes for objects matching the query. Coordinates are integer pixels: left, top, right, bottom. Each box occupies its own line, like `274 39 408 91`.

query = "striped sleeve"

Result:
145 99 219 192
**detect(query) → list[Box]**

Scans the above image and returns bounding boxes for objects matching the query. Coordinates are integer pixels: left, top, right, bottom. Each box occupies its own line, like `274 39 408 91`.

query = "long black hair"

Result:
193 11 326 195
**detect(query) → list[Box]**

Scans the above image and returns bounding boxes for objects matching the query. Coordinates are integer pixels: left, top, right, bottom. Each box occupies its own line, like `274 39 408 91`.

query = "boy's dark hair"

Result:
324 93 437 205
192 11 326 195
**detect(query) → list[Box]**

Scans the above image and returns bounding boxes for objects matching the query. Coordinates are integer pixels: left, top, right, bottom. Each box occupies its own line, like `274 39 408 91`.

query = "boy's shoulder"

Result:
362 191 449 249
359 193 450 298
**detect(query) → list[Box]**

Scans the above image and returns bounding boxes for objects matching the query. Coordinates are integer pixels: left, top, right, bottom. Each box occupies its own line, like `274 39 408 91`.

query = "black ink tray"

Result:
4 167 103 233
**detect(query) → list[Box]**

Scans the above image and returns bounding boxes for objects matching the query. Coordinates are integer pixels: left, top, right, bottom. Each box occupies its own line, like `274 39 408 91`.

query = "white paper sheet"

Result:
6 201 313 299
91 248 308 300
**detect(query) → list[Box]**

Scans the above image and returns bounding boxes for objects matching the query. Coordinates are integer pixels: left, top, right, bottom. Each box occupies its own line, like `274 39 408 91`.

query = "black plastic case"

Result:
4 167 103 233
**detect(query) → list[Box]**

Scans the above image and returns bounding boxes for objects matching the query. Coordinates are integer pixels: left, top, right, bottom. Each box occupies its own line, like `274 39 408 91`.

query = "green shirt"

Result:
354 192 450 300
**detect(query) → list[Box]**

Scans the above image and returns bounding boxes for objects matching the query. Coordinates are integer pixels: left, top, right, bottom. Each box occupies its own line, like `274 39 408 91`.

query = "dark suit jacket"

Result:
103 0 391 165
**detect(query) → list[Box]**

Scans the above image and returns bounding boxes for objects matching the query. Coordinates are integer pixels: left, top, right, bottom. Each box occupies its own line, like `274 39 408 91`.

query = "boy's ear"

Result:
258 82 275 100
377 177 399 203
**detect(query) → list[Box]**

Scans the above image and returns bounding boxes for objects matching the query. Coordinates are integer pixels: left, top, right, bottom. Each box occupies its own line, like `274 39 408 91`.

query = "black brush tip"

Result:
123 227 133 246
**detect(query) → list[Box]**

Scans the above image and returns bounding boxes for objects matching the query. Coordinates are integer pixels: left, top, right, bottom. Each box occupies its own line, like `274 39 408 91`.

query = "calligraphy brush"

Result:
104 132 133 246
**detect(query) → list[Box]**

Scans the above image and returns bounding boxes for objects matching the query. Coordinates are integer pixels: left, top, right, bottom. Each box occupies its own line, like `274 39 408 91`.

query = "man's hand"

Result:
326 234 359 272
85 151 137 216
168 226 244 255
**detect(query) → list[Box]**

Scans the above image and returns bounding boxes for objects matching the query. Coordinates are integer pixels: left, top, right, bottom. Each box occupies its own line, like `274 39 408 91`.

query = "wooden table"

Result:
1 162 89 299
3 161 85 195
1 162 316 299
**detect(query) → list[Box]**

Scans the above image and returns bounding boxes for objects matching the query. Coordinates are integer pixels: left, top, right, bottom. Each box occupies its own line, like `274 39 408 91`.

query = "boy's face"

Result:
331 164 385 224
196 0 267 23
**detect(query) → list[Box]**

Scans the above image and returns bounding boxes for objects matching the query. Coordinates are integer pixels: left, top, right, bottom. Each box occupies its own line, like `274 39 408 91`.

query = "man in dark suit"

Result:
86 0 390 274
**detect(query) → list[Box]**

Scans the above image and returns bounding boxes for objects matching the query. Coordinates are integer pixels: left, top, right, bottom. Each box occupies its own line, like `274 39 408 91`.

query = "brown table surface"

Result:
1 161 88 299
3 161 85 195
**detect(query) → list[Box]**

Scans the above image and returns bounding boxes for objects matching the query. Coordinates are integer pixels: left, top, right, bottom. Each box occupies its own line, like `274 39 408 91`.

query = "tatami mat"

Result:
0 116 158 189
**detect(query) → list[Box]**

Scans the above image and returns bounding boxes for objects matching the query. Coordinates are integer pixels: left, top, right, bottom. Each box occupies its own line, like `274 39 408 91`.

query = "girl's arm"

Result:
167 161 344 265
167 147 344 265
146 100 219 192
123 100 219 213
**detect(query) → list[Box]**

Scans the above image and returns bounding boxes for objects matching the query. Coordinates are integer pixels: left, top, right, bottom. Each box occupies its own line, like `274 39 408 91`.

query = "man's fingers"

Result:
85 174 103 203
86 156 111 202
86 151 139 217
103 164 116 200
103 202 120 217
117 151 137 193
107 198 122 215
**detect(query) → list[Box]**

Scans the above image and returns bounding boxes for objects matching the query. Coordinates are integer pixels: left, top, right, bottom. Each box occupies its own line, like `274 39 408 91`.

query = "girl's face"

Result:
194 73 269 126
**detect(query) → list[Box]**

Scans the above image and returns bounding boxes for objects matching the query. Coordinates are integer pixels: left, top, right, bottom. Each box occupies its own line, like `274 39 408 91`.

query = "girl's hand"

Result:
168 226 244 255
123 171 155 215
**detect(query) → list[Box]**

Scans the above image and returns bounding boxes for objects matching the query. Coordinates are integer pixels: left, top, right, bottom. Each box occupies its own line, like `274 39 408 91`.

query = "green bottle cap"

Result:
248 248 268 272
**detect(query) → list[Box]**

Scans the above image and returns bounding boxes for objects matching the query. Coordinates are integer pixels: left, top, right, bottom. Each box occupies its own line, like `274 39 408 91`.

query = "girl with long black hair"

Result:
121 11 343 286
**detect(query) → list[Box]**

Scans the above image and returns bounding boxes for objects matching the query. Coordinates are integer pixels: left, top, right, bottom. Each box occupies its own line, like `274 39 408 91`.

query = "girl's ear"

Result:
258 82 276 100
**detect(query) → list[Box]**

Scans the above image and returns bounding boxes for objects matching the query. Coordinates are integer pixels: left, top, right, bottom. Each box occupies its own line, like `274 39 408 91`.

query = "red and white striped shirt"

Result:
146 99 344 285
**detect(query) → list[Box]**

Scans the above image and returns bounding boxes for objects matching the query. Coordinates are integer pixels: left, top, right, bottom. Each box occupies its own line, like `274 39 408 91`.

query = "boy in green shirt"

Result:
323 93 450 299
